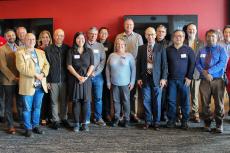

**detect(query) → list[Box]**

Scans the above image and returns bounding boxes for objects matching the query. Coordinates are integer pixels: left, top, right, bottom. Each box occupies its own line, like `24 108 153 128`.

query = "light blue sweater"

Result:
106 52 136 86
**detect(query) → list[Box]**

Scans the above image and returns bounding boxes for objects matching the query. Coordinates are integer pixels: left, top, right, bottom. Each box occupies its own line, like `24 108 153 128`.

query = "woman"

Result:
106 38 136 127
16 33 50 137
37 30 52 50
67 32 94 132
37 30 52 126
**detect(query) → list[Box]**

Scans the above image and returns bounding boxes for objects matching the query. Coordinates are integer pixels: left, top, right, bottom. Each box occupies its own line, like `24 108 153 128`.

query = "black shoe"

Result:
0 116 5 123
154 124 160 131
166 121 176 128
121 120 129 128
111 118 119 127
130 115 140 123
181 121 189 130
51 122 60 130
24 129 33 137
61 119 71 128
33 127 44 134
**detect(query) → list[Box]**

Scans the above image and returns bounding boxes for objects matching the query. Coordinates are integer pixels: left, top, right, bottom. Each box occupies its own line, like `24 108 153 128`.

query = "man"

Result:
185 23 204 122
136 27 167 130
98 27 114 122
156 24 170 121
86 27 106 126
166 30 195 129
115 18 143 122
45 29 70 130
16 33 49 137
16 26 27 47
196 29 227 133
0 29 20 134
221 25 230 115
0 36 7 123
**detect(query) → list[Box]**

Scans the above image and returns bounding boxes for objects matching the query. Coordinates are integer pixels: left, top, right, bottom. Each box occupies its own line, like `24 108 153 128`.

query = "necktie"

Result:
204 50 212 70
147 45 153 74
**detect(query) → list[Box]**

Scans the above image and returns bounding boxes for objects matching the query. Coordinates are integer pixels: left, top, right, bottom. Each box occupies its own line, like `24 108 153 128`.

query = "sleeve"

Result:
106 54 111 87
136 46 142 80
66 48 73 66
94 45 106 76
161 47 168 80
226 58 230 81
15 51 36 78
208 46 227 75
138 34 144 46
89 49 94 66
40 52 50 77
195 49 204 74
186 48 195 79
130 54 136 85
0 48 16 81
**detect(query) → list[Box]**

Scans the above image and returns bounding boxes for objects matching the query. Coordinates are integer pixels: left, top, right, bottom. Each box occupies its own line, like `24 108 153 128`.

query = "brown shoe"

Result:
190 116 200 123
131 115 141 123
143 123 150 130
105 115 112 122
8 127 16 134
41 120 47 126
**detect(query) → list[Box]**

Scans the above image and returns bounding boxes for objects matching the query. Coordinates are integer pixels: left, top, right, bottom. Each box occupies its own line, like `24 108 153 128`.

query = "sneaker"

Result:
73 123 80 132
33 127 44 134
166 121 176 128
24 129 33 137
95 118 106 126
181 121 189 130
82 124 89 132
7 127 16 134
215 125 223 133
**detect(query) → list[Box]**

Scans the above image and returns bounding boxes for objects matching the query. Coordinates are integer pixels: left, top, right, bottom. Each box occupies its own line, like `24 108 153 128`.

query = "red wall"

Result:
0 0 228 45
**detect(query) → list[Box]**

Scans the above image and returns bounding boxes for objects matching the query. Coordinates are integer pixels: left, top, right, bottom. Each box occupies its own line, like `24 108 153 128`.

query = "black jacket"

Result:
45 44 70 83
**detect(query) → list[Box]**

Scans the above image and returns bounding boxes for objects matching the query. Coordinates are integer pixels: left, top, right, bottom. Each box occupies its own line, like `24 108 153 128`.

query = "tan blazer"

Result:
16 48 50 95
0 43 19 85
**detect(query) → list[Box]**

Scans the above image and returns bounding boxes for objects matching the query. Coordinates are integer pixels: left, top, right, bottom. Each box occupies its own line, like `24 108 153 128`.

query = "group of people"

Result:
0 18 230 138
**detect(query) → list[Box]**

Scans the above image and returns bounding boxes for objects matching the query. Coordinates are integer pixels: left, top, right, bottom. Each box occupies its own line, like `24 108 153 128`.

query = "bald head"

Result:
145 27 156 44
24 33 36 49
54 29 65 45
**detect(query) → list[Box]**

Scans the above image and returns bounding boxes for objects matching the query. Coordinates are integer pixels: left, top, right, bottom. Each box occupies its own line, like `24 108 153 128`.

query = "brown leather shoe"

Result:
105 115 112 122
41 120 47 126
143 123 150 130
190 116 200 123
8 127 16 134
131 115 141 123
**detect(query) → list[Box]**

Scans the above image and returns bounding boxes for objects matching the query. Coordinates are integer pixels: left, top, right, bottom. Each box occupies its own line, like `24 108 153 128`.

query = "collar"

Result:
122 32 134 37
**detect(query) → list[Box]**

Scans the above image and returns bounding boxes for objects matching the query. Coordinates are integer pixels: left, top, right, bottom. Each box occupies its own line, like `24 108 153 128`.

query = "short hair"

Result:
124 17 134 23
37 30 52 47
16 26 27 33
223 25 230 33
99 27 109 33
205 29 218 37
4 29 15 36
145 27 155 33
173 29 185 37
156 24 167 31
88 27 98 33
114 38 126 51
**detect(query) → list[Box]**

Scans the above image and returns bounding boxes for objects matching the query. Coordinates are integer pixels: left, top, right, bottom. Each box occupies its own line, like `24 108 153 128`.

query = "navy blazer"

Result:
136 42 168 87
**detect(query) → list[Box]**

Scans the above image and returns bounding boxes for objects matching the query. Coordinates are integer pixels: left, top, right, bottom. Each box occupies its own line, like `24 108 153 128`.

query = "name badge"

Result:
147 63 153 69
104 47 108 51
93 49 99 53
74 55 80 59
200 54 206 58
181 54 187 58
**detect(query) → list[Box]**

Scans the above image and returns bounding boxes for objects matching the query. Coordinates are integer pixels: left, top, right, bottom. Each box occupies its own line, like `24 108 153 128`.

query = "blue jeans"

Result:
91 73 104 121
22 87 44 130
142 82 162 125
167 79 190 123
